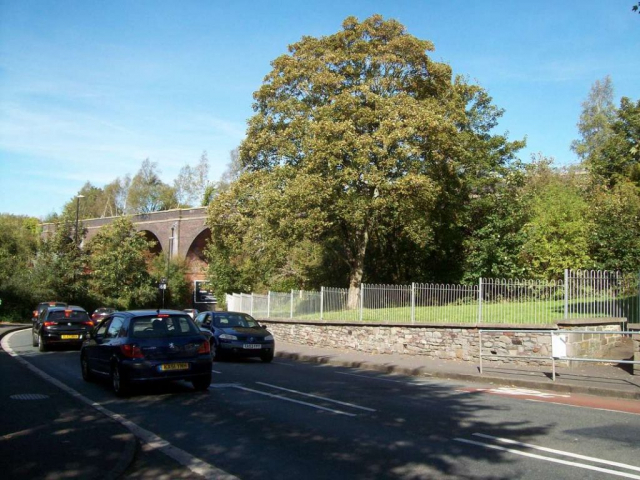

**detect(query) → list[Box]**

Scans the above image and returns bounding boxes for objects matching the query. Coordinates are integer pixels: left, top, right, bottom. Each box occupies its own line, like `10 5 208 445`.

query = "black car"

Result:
194 311 275 362
32 301 67 323
80 310 213 396
32 305 93 351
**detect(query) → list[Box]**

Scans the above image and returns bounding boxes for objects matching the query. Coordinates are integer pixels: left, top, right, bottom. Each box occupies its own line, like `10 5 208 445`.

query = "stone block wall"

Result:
559 323 623 359
260 319 630 367
260 320 557 364
630 324 640 375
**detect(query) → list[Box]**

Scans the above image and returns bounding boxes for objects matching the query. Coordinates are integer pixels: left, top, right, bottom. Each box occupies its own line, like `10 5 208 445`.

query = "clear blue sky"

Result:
1 0 638 218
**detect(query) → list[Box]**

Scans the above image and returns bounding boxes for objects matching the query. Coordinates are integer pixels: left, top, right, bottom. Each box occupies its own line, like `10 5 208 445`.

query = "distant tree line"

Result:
0 216 191 320
46 152 215 223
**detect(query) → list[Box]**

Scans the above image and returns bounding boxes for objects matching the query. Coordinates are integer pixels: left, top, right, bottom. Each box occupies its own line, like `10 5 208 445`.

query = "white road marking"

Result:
336 371 430 384
255 382 376 412
1 331 239 480
472 433 640 472
211 369 223 374
455 435 640 479
232 385 357 416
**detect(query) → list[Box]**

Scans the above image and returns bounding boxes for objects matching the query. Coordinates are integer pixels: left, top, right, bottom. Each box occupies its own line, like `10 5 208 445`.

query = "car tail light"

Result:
120 344 144 359
43 321 56 327
198 341 210 354
33 310 38 317
82 321 94 327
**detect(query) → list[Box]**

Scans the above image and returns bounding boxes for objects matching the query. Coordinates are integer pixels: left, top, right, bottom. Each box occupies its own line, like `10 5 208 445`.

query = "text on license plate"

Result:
61 335 79 339
159 363 189 371
243 344 262 349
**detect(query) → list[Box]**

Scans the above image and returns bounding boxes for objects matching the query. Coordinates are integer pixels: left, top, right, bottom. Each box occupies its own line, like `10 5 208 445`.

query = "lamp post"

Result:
74 195 85 245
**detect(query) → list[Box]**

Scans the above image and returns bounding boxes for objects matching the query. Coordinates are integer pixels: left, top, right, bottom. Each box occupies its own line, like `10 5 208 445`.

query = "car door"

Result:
89 318 114 374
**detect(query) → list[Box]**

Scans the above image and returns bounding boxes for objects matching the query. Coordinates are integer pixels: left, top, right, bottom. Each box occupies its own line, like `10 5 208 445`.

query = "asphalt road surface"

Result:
5 329 640 480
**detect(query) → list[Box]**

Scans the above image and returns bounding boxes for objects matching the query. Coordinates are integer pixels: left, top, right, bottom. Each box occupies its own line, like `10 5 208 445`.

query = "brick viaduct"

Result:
40 207 211 281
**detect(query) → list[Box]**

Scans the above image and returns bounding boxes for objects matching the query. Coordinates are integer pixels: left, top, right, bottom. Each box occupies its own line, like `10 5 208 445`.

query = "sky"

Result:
1 0 639 218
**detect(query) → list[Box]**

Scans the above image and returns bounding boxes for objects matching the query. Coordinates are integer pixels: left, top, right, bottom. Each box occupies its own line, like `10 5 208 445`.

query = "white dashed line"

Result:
256 382 376 412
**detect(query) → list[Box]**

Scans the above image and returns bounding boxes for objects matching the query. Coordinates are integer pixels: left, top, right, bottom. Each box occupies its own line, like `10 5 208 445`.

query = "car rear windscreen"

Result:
48 310 89 321
131 315 200 338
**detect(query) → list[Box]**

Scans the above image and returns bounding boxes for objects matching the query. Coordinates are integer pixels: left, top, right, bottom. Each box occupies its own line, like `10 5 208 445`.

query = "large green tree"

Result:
519 169 592 279
128 159 177 213
87 217 156 309
235 15 522 306
598 97 640 186
32 219 90 306
571 76 617 170
0 215 41 319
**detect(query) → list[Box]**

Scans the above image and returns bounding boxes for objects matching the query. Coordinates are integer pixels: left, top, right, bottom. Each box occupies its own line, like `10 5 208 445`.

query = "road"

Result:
4 328 640 480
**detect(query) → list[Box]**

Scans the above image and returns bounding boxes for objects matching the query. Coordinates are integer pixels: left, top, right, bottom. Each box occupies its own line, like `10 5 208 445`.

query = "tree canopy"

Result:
208 15 523 305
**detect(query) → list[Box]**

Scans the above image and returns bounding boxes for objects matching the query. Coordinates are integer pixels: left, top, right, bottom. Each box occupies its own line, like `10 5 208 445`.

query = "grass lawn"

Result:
291 298 636 325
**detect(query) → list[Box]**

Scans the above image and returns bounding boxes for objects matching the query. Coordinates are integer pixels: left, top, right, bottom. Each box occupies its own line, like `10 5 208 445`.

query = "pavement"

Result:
275 339 640 400
1 323 639 480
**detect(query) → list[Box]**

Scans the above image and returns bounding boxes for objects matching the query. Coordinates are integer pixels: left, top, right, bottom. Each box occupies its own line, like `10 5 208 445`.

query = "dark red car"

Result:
92 308 116 323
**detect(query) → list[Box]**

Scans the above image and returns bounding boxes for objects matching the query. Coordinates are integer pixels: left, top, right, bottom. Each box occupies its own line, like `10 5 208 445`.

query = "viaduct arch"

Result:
41 207 211 281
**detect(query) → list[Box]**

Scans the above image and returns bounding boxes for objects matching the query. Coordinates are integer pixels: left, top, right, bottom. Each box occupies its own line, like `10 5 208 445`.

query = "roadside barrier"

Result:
479 329 639 381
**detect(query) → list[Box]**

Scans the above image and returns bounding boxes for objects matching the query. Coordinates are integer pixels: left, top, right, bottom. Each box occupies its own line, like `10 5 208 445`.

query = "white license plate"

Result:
243 344 262 349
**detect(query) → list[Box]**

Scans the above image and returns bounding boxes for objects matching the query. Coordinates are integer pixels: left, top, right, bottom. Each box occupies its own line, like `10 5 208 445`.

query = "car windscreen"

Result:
48 310 89 321
214 314 260 328
131 315 200 338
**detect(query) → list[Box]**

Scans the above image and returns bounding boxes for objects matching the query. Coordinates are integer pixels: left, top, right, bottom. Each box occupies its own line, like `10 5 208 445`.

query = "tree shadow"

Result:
110 360 569 480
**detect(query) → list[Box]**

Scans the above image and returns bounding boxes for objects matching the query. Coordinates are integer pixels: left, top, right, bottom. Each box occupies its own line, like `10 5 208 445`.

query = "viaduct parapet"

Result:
41 207 211 280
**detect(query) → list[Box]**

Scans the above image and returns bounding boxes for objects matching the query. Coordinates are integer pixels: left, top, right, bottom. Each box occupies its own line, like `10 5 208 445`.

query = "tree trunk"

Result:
346 227 369 310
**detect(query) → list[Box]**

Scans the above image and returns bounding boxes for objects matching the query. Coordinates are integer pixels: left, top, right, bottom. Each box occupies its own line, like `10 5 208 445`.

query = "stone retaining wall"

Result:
630 324 640 375
260 318 628 367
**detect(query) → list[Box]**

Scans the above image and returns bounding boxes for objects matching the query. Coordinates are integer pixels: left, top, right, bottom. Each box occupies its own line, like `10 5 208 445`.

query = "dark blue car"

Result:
80 310 213 396
194 311 275 362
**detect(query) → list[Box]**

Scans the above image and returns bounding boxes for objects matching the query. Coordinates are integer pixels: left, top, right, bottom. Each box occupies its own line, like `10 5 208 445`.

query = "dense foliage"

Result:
0 215 190 320
208 15 524 305
204 19 640 301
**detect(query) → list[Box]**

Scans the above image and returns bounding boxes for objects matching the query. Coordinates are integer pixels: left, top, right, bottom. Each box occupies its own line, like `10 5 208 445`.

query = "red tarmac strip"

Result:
458 386 640 414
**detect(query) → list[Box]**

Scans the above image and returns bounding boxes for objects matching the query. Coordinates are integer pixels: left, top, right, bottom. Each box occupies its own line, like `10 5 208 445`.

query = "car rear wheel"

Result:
111 363 129 397
32 329 38 347
192 373 212 391
38 333 47 352
260 350 274 363
81 353 94 382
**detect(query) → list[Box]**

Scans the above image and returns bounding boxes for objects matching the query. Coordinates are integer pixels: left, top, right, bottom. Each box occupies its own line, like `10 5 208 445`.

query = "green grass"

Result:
291 297 638 325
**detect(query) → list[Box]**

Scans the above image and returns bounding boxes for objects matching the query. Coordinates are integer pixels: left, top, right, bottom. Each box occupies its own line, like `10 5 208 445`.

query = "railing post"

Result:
637 271 640 324
267 291 271 319
478 278 483 323
478 330 483 374
250 293 254 316
360 284 364 322
290 289 294 319
411 282 416 324
564 269 569 320
320 286 324 321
